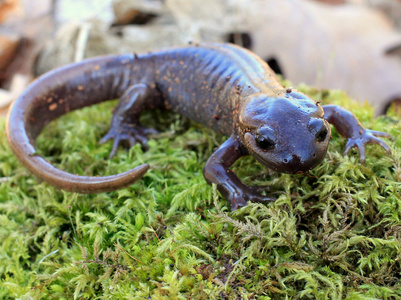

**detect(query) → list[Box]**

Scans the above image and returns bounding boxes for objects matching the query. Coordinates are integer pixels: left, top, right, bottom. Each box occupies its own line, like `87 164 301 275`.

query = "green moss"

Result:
0 86 400 299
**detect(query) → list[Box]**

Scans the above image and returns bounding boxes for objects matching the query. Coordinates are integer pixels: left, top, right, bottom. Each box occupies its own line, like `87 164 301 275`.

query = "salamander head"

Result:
239 91 330 174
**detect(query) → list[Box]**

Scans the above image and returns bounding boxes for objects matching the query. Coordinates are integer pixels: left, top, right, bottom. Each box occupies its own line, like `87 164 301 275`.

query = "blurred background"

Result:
0 0 400 116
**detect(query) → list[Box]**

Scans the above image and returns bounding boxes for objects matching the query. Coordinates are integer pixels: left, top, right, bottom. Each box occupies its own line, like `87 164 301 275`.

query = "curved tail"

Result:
6 54 150 193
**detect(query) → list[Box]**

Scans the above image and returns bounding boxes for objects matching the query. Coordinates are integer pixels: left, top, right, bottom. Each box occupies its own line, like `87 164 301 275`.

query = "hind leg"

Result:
100 83 163 158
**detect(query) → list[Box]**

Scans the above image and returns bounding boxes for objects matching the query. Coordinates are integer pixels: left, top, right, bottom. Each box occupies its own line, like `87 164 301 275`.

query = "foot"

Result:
100 123 158 158
344 129 392 164
229 186 276 211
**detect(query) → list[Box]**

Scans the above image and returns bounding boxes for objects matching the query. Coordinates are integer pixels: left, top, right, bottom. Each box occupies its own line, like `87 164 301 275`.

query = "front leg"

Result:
100 83 163 158
203 136 275 210
323 105 391 164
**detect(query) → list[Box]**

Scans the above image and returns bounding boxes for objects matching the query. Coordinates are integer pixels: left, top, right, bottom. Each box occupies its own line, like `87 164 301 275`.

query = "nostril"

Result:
284 155 300 164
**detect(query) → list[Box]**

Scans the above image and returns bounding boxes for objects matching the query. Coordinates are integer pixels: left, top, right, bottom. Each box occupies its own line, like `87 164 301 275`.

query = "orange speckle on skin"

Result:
49 103 58 111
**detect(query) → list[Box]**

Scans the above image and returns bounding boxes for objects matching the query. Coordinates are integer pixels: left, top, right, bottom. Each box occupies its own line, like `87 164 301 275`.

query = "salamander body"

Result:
6 43 391 209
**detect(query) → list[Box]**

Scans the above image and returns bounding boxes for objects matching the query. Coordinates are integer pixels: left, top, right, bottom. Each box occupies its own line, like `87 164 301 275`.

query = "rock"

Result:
54 0 114 25
365 0 401 30
112 0 165 25
0 32 19 71
0 0 22 24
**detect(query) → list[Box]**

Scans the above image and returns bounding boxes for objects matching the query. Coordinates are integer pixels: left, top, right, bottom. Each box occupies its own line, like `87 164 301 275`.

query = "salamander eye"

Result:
255 126 276 150
309 118 329 142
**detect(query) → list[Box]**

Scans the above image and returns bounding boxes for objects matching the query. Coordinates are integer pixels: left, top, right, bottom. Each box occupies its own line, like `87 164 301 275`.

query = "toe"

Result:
99 132 113 144
371 136 391 155
109 138 121 159
136 135 149 150
369 130 392 139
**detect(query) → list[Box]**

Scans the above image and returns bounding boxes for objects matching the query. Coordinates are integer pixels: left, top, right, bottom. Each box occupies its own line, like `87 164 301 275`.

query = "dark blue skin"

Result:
6 43 391 210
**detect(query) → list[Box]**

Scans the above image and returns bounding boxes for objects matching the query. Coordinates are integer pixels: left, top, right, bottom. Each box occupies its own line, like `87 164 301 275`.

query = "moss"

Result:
0 86 400 299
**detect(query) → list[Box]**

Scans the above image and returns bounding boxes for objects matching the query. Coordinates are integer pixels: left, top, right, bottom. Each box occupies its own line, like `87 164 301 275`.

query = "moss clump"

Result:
0 86 400 299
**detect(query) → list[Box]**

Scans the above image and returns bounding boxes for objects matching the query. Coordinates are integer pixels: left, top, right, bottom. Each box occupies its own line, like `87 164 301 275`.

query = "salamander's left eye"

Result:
255 126 276 150
309 118 329 142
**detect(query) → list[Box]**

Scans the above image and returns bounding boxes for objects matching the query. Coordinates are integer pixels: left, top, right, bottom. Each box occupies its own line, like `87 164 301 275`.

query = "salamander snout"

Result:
279 153 314 174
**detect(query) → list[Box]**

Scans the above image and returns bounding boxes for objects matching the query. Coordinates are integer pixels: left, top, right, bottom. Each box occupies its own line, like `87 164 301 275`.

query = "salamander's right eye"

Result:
255 126 276 151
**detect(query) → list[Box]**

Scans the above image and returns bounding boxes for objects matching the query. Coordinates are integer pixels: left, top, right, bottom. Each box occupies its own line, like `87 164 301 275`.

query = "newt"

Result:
6 43 392 210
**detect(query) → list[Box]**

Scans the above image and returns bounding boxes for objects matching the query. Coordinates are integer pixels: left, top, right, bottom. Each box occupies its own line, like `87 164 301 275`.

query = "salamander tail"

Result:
6 54 149 193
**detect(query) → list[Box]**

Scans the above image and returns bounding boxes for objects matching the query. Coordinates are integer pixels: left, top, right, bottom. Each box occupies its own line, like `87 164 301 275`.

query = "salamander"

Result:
6 43 392 210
